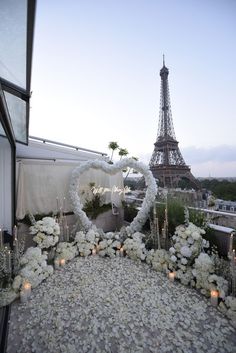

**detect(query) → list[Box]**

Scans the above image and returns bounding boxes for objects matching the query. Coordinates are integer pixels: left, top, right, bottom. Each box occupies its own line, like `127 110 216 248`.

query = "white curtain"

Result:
16 161 124 219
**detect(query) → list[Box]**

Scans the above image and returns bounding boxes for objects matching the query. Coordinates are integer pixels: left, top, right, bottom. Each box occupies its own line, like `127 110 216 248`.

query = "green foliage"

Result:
124 178 139 190
123 203 138 222
200 179 236 201
189 209 206 228
83 196 112 219
166 198 185 235
124 198 185 235
108 141 119 162
118 148 129 159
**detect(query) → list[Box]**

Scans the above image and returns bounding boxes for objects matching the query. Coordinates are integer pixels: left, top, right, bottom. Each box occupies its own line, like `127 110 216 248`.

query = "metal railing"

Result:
125 195 236 233
29 136 107 156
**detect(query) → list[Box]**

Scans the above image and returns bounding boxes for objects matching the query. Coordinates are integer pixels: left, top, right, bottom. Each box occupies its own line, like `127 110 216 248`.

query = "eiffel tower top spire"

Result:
157 58 176 142
149 59 200 189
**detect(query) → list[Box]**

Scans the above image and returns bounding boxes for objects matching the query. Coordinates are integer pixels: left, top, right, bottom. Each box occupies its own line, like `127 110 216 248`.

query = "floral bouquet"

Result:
12 247 54 290
30 217 60 249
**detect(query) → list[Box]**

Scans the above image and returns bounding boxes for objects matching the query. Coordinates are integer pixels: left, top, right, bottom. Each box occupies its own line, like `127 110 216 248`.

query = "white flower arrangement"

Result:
12 247 54 290
146 248 171 273
169 222 209 285
56 242 78 261
0 288 18 307
74 228 100 256
30 217 60 249
123 232 147 261
193 253 228 298
1 203 233 329
69 158 157 233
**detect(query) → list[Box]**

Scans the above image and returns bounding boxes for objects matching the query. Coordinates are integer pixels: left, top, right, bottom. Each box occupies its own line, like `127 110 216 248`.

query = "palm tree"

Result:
118 148 129 160
108 141 119 162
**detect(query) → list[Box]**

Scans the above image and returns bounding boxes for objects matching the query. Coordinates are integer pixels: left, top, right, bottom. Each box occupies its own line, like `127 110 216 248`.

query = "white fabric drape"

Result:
16 161 124 220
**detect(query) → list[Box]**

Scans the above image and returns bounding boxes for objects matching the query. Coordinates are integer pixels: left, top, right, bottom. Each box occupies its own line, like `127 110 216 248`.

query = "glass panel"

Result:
0 0 27 88
4 91 27 143
0 122 12 232
0 121 6 136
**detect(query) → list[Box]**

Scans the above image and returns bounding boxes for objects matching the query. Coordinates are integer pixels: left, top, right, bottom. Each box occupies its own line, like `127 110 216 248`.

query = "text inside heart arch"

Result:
69 158 158 234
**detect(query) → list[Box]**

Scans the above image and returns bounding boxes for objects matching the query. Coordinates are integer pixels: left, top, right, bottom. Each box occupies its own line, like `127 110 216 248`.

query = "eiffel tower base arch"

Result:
150 165 200 190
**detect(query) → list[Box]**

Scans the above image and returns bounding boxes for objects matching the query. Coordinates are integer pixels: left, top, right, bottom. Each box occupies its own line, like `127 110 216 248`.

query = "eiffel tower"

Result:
150 57 200 189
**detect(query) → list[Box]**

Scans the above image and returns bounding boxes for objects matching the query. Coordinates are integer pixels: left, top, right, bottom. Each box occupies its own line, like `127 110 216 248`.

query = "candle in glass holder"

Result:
210 290 219 306
168 271 176 282
20 281 31 303
63 197 66 213
6 250 12 274
153 203 156 217
60 259 66 266
66 226 69 242
92 248 96 256
54 259 60 269
23 281 32 296
13 225 17 241
20 290 29 303
56 197 60 214
120 247 124 257
0 228 3 248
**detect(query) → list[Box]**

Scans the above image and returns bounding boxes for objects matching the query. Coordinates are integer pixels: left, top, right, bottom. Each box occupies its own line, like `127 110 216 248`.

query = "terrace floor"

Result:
7 256 236 353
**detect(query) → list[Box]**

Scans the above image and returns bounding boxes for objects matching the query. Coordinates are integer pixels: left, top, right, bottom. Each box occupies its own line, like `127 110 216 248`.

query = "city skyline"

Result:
29 0 236 177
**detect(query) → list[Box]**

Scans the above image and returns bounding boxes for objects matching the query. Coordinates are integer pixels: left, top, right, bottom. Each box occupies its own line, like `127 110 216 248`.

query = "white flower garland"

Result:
69 158 157 233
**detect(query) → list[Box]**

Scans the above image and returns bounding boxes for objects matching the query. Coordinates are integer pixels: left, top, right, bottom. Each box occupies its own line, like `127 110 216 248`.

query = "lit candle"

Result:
120 247 124 257
229 233 234 257
153 203 156 217
60 259 66 266
168 272 175 282
210 290 219 306
66 225 69 242
6 250 11 274
92 248 96 256
13 225 17 241
20 282 31 303
59 207 63 223
56 197 60 214
63 197 66 214
0 228 3 248
23 281 32 296
54 259 60 269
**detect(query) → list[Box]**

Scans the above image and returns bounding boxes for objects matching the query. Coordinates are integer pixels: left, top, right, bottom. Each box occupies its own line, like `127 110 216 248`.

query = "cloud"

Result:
182 145 236 164
137 145 236 177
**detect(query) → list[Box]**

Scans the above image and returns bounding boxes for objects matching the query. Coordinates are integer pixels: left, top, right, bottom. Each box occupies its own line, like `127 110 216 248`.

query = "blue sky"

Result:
29 0 236 177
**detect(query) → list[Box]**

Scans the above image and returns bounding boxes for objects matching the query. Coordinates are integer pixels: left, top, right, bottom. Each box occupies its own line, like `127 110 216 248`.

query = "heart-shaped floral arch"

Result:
69 158 157 234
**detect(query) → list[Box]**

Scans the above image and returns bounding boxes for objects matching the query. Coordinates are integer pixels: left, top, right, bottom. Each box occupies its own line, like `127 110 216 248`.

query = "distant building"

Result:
215 200 236 214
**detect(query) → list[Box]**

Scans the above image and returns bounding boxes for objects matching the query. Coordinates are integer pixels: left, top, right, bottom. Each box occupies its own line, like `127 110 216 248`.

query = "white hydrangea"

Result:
13 247 54 290
180 246 192 258
56 242 78 261
150 249 170 273
30 217 60 249
123 233 147 261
